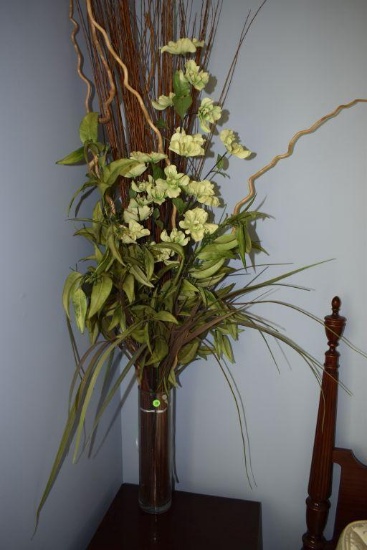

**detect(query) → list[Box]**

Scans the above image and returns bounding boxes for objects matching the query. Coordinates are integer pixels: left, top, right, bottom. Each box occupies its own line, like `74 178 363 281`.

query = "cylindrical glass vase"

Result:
138 389 173 514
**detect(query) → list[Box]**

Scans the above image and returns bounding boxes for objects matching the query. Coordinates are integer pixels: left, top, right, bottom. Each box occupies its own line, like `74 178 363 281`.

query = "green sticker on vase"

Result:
152 399 161 408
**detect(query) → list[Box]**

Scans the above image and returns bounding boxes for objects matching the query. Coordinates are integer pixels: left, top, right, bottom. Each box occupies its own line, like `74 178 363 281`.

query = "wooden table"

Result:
87 483 262 549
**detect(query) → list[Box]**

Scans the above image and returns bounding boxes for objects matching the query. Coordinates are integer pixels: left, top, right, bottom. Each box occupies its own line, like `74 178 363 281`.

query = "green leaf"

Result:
71 287 88 333
88 274 113 319
237 226 247 267
222 335 235 363
72 322 145 463
180 279 199 296
215 153 226 171
106 230 124 265
173 70 191 96
145 336 169 365
95 250 114 276
107 303 122 331
79 112 99 143
104 159 147 186
178 339 200 365
189 258 226 280
151 242 185 258
168 368 179 388
155 118 169 130
122 273 135 303
173 94 193 119
67 180 96 214
62 271 83 318
152 164 165 180
56 147 85 166
171 197 186 215
74 227 96 243
130 265 154 288
144 247 155 281
153 311 178 324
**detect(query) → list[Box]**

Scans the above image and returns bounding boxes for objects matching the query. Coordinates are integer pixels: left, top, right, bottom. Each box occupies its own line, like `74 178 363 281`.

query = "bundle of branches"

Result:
76 0 224 206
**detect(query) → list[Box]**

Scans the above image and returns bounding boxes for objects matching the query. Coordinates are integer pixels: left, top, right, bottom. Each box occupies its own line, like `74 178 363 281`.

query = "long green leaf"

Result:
72 322 144 462
71 287 88 333
88 274 113 319
62 271 82 318
56 146 85 166
35 340 111 533
79 112 99 143
85 346 147 450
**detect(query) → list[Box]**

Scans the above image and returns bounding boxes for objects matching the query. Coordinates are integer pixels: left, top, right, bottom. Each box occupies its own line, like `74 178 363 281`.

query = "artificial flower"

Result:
179 207 218 242
160 228 189 247
169 128 205 157
130 151 168 163
187 179 220 207
123 198 152 223
161 38 204 55
198 98 222 132
184 60 210 91
120 220 150 243
156 164 189 198
220 129 251 159
151 93 176 111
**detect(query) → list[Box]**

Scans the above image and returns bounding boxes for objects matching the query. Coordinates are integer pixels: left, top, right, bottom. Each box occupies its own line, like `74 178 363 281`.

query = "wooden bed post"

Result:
301 297 346 550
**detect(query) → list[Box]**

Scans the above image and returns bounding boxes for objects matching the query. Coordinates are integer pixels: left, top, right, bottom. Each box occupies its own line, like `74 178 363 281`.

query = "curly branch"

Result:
233 98 367 215
86 6 116 124
86 0 165 155
69 0 93 113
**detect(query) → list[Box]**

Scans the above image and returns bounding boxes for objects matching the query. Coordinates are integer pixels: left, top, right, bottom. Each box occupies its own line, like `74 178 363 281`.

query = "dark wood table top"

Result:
87 483 262 549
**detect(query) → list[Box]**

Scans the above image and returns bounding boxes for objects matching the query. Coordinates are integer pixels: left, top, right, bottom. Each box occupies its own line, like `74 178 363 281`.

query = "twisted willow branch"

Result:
85 0 177 226
69 0 92 114
233 98 367 215
87 10 116 124
86 0 166 156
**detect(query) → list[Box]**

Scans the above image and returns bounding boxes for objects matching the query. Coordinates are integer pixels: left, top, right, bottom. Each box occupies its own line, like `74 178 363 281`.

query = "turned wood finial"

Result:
324 296 346 352
301 296 347 550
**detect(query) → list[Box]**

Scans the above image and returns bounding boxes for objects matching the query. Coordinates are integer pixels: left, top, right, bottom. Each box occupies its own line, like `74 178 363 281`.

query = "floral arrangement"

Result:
60 39 263 392
36 0 367 525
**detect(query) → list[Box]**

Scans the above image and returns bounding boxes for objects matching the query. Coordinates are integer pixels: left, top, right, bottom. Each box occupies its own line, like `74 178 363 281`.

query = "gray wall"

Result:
1 1 366 549
120 1 367 549
0 2 122 549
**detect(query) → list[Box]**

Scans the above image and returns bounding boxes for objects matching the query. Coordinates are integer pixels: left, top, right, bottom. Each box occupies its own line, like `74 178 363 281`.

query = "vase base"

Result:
139 498 172 514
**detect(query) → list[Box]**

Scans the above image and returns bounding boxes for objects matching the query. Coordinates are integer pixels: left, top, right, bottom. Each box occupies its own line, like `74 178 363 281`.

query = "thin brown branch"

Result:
69 0 93 113
233 98 367 215
86 0 165 155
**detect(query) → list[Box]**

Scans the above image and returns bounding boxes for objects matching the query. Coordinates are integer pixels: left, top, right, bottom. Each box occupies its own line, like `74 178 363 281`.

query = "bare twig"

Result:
86 0 166 155
69 0 93 113
233 98 367 215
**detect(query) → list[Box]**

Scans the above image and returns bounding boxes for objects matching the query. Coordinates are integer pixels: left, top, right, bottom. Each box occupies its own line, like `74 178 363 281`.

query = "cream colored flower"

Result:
147 181 167 205
219 129 251 159
151 245 172 263
184 60 209 91
130 151 167 163
156 164 189 198
123 198 152 223
161 38 204 55
161 228 189 247
187 179 220 207
169 128 205 157
198 98 222 132
151 93 176 111
120 221 150 243
179 207 218 242
131 177 167 206
131 178 151 194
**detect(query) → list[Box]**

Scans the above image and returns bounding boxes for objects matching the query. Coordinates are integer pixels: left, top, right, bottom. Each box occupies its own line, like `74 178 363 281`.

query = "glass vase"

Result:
138 388 173 514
